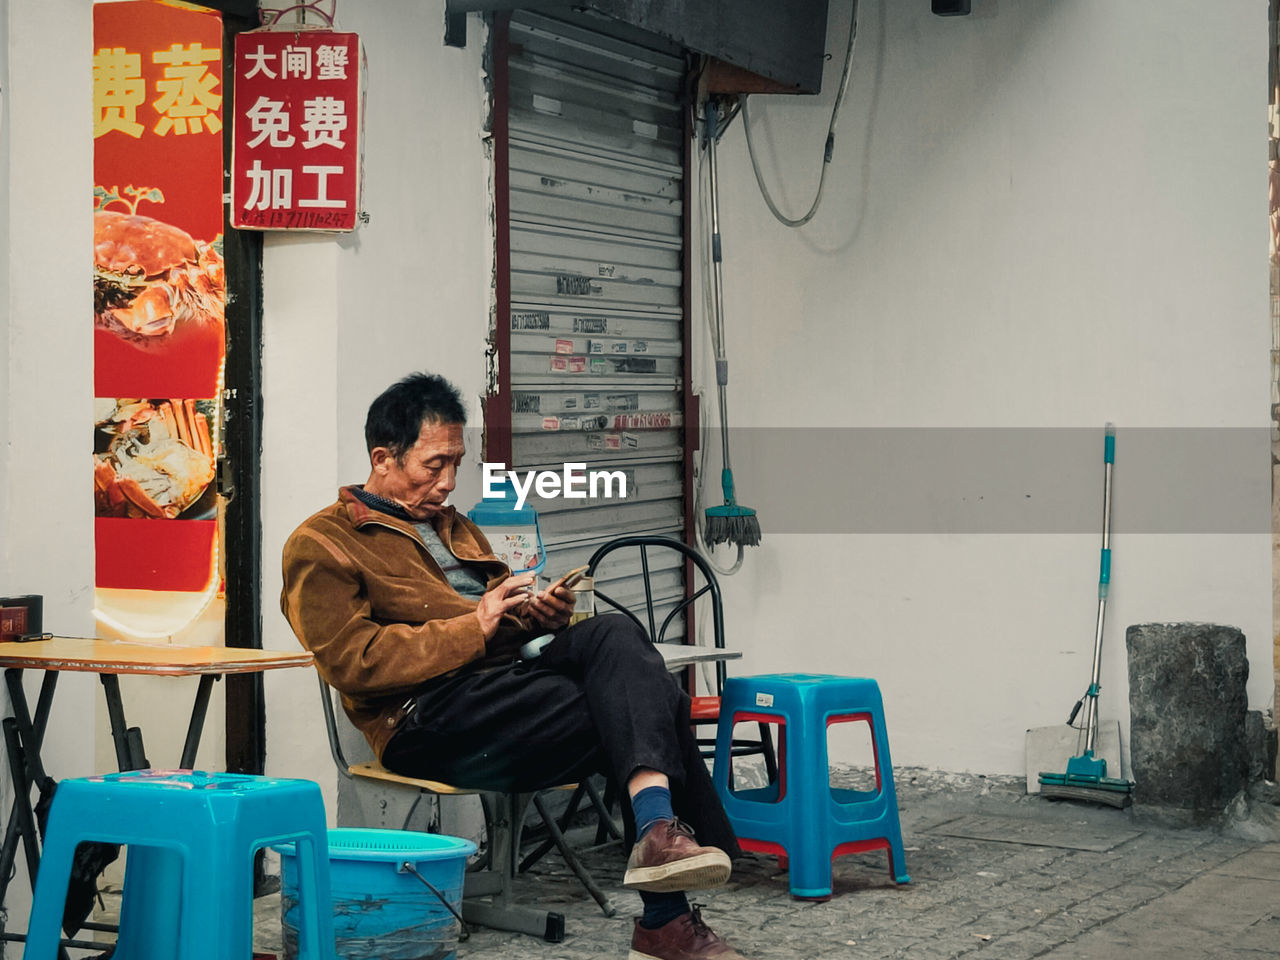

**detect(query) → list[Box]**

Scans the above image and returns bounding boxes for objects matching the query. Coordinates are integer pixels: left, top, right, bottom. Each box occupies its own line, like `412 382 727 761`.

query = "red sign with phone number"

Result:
231 28 362 232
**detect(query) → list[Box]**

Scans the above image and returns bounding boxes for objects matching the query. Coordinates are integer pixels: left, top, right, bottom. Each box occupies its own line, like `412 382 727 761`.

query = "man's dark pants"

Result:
381 613 739 856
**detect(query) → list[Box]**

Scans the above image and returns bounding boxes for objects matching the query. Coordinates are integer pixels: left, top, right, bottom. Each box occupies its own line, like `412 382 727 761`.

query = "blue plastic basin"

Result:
276 827 477 960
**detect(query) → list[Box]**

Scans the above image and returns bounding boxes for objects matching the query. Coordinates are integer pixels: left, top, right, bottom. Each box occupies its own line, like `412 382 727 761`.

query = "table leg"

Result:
179 675 218 769
1 721 41 906
0 723 69 960
0 670 57 905
3 670 52 785
99 674 148 771
0 670 74 960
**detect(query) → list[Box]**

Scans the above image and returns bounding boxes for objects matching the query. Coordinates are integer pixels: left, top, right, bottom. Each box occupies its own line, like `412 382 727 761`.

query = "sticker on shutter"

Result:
512 311 550 330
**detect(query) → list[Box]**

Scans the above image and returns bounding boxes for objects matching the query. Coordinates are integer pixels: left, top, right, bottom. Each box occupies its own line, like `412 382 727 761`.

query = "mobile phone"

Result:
550 565 589 592
16 632 52 643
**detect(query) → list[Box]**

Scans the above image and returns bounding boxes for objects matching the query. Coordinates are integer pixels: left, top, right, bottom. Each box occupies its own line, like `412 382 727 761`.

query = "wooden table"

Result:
0 636 313 676
0 637 313 950
0 637 312 770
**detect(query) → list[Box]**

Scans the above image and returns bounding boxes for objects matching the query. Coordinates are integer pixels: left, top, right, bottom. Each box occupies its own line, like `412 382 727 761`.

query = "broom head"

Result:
704 503 761 547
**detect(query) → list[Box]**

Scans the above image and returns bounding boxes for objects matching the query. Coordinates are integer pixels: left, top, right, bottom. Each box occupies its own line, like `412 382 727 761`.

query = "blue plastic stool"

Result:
24 770 335 960
713 674 911 899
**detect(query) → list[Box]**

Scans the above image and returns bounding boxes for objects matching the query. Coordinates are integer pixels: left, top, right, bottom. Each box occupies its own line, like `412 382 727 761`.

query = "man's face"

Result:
367 420 465 521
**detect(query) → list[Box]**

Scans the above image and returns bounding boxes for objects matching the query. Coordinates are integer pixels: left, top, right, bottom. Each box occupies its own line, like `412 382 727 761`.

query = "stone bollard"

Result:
1126 623 1249 816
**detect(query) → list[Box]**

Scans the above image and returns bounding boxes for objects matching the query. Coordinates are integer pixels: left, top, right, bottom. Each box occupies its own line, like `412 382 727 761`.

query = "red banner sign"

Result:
231 28 362 232
93 0 224 593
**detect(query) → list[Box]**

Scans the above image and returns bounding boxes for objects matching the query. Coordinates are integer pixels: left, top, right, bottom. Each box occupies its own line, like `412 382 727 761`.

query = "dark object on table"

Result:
0 595 42 642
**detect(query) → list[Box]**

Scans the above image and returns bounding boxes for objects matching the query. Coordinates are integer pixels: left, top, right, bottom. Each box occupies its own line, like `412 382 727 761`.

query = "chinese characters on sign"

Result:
95 41 222 139
232 30 362 231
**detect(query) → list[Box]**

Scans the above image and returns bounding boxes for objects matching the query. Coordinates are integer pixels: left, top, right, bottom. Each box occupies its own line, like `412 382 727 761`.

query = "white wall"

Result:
1 0 98 929
260 2 493 811
700 0 1272 772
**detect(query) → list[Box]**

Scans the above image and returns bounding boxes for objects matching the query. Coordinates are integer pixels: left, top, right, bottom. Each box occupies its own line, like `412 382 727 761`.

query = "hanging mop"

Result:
701 97 761 549
1039 423 1134 807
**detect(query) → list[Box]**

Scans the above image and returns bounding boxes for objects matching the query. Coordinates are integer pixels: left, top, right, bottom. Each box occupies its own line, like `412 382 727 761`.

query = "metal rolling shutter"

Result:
504 11 689 634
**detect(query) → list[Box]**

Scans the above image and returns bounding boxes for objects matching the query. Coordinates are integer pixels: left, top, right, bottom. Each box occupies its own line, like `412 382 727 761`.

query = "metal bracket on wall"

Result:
444 1 575 47
445 0 828 93
445 4 468 47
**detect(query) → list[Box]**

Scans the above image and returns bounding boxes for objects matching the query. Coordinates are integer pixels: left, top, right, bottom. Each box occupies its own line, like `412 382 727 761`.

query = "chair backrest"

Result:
585 535 728 693
316 672 377 780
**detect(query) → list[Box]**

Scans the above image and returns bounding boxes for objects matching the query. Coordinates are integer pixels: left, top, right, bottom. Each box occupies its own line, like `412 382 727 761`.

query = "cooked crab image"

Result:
94 398 216 519
94 211 225 343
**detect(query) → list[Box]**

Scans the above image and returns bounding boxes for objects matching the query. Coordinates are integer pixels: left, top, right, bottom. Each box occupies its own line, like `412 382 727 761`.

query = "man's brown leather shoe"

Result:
628 905 748 960
623 818 732 892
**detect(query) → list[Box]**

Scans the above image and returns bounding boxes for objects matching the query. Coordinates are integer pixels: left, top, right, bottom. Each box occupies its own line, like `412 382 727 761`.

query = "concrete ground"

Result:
248 767 1280 960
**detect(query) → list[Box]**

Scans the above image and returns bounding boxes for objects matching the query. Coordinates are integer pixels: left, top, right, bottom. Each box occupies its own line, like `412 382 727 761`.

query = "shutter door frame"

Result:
488 11 702 670
486 14 515 465
492 13 688 538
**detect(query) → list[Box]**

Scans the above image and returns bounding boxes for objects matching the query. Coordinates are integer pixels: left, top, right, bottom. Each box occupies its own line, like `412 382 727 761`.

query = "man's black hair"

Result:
365 373 467 459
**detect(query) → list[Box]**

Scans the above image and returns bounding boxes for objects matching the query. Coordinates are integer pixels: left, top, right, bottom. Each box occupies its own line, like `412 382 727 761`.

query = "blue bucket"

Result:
276 827 477 960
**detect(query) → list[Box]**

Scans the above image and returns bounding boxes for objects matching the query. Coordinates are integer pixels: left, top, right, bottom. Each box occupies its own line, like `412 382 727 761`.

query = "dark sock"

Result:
639 890 690 930
631 784 675 837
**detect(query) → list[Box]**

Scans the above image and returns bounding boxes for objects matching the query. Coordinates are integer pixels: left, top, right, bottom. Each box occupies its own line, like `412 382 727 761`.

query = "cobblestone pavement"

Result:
251 768 1280 960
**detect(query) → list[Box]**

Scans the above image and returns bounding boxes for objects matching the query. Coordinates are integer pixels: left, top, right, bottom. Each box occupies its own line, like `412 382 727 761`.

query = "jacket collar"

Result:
339 484 457 524
337 485 477 559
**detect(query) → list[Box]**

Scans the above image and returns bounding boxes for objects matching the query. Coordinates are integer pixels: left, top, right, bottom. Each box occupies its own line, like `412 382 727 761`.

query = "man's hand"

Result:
524 583 575 631
476 573 536 639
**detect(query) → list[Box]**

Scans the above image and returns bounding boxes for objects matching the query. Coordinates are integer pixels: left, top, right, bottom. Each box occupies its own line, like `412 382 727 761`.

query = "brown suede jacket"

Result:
280 486 535 759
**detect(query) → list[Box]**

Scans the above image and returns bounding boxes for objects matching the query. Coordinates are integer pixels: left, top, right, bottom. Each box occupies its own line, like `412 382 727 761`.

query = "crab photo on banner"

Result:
93 0 224 600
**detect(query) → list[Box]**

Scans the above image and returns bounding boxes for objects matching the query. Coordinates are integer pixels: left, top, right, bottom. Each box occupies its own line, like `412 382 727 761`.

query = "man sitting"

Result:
281 371 752 960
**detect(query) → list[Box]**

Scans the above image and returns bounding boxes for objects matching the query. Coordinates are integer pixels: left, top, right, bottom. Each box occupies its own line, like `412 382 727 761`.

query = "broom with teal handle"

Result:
702 97 761 548
1039 423 1133 805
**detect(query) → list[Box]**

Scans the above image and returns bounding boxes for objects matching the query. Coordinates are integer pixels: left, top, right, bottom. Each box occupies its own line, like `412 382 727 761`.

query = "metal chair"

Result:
316 674 615 942
585 535 778 781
